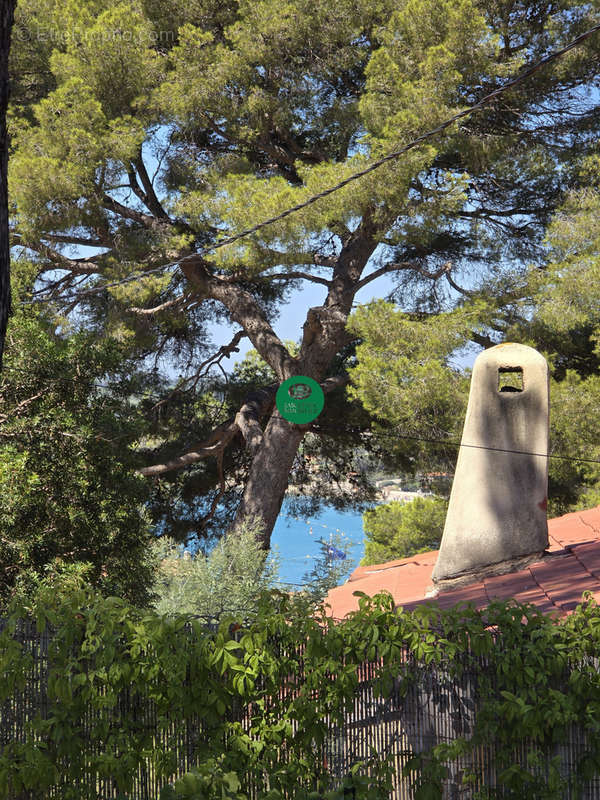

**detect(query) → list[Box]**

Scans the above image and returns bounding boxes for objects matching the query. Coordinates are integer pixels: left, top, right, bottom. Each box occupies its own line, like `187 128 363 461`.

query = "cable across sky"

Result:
17 21 600 308
336 427 600 467
2 359 599 466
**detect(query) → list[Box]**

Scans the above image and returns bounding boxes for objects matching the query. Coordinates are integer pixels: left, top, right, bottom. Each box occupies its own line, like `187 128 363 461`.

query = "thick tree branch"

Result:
178 255 298 379
37 246 105 275
134 154 170 220
138 426 237 476
470 330 498 349
102 193 163 229
126 165 148 208
234 383 278 456
139 384 277 477
0 0 15 368
139 374 349 477
294 214 379 378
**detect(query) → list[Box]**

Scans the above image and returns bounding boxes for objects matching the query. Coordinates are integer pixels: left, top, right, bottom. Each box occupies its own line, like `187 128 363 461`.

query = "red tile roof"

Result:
325 506 600 619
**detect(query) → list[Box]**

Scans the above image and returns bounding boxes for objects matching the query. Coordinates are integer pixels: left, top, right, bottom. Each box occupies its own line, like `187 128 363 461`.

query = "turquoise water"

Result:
270 501 368 587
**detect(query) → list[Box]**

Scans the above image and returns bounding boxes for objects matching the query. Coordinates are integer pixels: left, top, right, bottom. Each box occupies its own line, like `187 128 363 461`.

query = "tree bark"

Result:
0 0 16 370
229 225 379 547
232 413 307 548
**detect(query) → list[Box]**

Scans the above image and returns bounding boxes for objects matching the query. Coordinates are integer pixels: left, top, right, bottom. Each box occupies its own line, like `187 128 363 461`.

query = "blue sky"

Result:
206 271 402 368
207 271 481 372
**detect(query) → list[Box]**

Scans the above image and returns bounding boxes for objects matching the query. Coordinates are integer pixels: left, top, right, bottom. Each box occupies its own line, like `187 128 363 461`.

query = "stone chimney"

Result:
432 343 549 586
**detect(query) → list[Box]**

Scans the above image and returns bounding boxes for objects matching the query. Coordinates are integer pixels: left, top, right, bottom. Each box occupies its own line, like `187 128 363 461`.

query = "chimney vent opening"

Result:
498 366 523 393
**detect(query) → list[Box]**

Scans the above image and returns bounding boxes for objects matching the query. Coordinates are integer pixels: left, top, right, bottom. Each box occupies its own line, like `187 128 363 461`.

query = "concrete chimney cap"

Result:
432 342 549 584
475 342 548 369
469 342 548 394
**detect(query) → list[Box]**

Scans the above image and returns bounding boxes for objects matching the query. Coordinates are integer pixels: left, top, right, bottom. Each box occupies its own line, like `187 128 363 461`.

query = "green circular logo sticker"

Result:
276 376 325 424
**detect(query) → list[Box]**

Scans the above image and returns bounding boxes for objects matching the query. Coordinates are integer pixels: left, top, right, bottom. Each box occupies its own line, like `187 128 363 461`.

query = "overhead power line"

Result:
339 427 600 467
17 21 600 307
2 357 600 466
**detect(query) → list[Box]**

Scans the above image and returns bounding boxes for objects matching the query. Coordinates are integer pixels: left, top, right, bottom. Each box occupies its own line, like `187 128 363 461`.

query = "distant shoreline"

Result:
286 477 429 504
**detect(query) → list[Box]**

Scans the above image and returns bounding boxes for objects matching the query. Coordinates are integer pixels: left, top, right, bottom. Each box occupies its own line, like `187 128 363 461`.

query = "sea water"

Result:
270 500 368 587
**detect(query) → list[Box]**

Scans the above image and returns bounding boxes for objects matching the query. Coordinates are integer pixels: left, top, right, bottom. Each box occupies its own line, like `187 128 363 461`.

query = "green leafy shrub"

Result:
2 583 600 798
159 758 246 800
151 519 280 623
161 765 391 800
0 290 156 608
361 496 448 565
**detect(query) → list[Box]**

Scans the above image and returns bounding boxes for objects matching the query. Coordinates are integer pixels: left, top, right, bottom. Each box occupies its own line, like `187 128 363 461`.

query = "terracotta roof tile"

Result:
325 506 600 620
548 512 597 547
577 507 600 534
484 570 538 597
348 550 440 581
430 582 489 610
349 557 418 581
529 554 600 612
546 534 566 552
413 551 440 566
571 541 600 580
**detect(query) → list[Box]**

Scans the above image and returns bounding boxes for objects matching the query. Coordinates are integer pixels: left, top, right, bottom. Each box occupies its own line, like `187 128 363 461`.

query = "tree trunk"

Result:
0 0 16 370
232 411 306 548
177 227 380 550
229 229 378 548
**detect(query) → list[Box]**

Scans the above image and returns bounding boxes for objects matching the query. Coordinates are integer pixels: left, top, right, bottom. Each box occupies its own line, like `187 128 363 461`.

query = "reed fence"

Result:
2 620 600 799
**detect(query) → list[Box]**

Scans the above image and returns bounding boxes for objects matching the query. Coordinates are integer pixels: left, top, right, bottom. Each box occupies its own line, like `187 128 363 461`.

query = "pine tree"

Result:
8 0 600 548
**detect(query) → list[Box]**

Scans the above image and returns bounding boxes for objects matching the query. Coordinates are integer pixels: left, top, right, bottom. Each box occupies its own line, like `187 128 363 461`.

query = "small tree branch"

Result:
199 449 227 526
0 390 44 424
267 271 331 287
128 297 186 316
150 330 247 412
29 271 93 301
192 329 246 382
41 233 110 248
353 261 416 292
445 271 474 296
